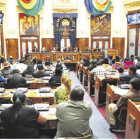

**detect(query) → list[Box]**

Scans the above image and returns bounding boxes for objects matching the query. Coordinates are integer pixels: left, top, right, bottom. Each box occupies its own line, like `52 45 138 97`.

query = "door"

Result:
20 36 40 58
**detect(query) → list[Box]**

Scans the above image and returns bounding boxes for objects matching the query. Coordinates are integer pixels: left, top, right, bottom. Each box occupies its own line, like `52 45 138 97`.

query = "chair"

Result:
65 134 93 139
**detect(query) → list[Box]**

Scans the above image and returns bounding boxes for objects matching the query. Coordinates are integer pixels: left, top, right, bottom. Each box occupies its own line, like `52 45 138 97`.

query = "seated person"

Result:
13 59 27 74
112 56 125 70
0 62 12 78
32 46 39 52
124 57 135 69
1 91 47 138
41 47 47 52
108 77 140 131
54 74 72 104
55 86 93 138
8 56 13 64
82 57 90 67
87 60 96 71
49 67 62 86
117 67 124 75
0 75 7 87
119 66 140 82
33 64 50 78
24 54 32 65
6 69 27 89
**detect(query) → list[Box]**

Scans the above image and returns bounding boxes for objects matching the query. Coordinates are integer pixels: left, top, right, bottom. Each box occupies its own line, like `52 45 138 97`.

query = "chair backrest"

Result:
65 134 93 139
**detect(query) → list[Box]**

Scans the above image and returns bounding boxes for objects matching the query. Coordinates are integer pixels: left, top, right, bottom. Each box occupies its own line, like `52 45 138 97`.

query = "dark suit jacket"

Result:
33 71 50 78
6 74 27 89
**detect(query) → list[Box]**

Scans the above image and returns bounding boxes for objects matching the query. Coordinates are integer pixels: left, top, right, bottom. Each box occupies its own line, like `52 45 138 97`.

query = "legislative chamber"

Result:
0 0 140 139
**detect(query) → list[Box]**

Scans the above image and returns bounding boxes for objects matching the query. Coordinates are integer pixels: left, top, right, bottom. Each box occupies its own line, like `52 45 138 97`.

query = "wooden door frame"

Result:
20 35 40 58
91 35 110 50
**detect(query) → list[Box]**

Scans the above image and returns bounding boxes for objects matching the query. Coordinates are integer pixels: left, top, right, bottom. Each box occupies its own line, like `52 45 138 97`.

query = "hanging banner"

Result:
84 0 112 16
17 0 44 16
53 13 78 51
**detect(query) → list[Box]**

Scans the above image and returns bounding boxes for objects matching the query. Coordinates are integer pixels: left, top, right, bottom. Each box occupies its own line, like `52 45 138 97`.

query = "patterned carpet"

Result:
69 71 117 139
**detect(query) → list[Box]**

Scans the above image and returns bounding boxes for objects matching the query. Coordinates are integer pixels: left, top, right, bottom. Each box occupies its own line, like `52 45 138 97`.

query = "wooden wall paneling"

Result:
112 37 125 59
0 25 4 56
42 38 54 52
6 39 18 60
77 38 89 52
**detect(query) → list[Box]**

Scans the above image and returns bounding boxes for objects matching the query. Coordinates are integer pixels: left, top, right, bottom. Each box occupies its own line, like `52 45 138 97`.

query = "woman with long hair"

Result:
54 74 72 104
1 91 46 138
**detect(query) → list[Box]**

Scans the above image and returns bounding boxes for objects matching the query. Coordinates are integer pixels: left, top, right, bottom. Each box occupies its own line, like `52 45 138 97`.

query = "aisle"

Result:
69 71 116 139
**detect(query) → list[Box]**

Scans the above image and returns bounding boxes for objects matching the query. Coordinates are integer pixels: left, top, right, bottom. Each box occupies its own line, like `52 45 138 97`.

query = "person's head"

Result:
130 77 140 91
103 17 107 24
23 16 27 22
117 67 124 74
56 63 63 70
95 17 100 23
37 59 42 64
108 55 113 60
104 58 109 64
55 67 62 75
91 60 96 66
32 57 37 64
136 62 140 69
12 69 20 75
11 91 26 124
124 57 130 62
115 56 120 62
37 64 44 71
70 86 84 101
13 91 26 105
128 66 137 74
19 59 24 63
31 16 35 23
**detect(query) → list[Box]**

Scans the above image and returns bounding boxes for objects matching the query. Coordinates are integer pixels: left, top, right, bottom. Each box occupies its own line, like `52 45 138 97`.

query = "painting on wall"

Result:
19 13 39 35
91 14 111 36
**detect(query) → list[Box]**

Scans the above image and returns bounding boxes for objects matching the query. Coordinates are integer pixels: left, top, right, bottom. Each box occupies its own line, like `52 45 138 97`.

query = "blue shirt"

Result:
0 75 7 87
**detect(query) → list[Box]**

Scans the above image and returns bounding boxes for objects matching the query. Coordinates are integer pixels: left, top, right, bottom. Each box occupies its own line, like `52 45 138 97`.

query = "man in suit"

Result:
33 64 50 78
55 86 93 138
6 69 27 89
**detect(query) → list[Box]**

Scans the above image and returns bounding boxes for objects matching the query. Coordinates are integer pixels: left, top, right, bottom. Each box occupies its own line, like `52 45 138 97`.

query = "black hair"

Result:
130 77 140 91
129 66 137 73
37 59 42 64
32 58 37 64
10 91 26 125
104 58 109 64
56 63 63 70
55 67 62 75
124 57 130 62
70 86 84 101
117 67 124 73
37 64 44 70
115 56 120 62
108 55 113 60
12 69 20 74
20 59 24 63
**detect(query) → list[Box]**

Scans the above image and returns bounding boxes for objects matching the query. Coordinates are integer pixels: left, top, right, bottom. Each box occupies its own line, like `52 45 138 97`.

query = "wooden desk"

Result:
125 100 140 138
88 70 91 96
94 74 119 106
55 52 80 62
0 89 55 104
28 52 54 62
27 79 50 89
82 66 88 87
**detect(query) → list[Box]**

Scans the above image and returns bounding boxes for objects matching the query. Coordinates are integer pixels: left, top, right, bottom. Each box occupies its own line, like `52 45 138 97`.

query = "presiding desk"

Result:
125 100 140 138
0 89 55 104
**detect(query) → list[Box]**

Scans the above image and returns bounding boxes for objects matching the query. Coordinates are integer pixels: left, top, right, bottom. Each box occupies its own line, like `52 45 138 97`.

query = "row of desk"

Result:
76 62 140 138
29 52 104 62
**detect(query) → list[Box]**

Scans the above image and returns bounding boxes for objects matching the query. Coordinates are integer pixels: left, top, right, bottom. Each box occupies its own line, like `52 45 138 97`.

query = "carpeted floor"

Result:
69 71 117 139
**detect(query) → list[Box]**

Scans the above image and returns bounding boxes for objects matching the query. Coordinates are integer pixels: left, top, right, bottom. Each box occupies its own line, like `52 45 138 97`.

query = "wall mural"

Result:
19 13 39 35
91 14 111 36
